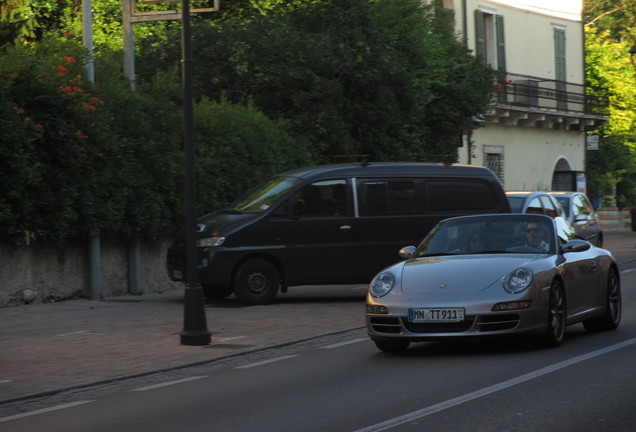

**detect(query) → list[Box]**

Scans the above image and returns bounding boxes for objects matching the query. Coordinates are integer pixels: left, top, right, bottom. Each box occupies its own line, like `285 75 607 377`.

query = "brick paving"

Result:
1 230 635 404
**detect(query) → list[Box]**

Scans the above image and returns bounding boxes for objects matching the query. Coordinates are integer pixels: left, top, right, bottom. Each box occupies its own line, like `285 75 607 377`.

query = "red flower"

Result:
64 56 77 63
57 65 69 77
82 101 96 111
34 124 44 132
76 130 89 139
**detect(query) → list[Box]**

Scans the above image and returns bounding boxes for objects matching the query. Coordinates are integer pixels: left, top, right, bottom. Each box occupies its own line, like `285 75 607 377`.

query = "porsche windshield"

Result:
225 176 301 214
415 215 556 257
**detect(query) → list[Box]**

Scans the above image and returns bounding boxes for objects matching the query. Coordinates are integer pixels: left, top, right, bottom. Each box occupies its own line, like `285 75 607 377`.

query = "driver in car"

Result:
525 222 549 252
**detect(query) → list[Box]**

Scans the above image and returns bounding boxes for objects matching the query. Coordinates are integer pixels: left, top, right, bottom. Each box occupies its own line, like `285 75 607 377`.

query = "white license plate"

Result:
408 307 465 323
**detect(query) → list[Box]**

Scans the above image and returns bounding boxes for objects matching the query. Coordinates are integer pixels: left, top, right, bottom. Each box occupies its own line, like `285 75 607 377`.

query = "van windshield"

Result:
226 176 301 214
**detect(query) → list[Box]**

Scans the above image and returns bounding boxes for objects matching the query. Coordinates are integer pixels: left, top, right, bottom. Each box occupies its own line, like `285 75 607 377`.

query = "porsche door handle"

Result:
339 225 352 231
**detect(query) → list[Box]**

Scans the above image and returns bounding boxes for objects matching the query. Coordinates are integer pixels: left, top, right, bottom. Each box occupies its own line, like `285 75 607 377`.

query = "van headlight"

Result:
197 236 225 247
502 268 533 293
370 272 396 298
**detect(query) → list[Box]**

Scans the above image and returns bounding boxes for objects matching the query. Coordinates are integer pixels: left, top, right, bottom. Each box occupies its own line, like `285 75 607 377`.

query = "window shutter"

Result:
496 15 506 72
474 9 485 62
554 28 567 110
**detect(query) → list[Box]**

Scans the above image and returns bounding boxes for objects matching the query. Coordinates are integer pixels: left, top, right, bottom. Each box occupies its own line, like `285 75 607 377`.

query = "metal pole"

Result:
180 0 211 346
82 0 95 83
122 0 136 90
82 0 100 301
89 231 101 300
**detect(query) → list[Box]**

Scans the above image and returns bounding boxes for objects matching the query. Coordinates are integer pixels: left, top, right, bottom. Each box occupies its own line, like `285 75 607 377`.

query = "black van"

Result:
166 162 510 304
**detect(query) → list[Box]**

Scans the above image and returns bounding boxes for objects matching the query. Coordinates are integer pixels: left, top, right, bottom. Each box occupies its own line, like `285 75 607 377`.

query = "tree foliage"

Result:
1 0 497 246
137 0 495 163
584 1 636 206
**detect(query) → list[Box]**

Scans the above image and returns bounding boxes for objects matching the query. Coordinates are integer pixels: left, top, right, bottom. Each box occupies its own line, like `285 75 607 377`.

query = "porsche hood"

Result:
400 255 541 294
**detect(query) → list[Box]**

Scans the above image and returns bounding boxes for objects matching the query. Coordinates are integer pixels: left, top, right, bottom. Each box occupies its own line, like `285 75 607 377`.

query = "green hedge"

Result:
0 38 312 246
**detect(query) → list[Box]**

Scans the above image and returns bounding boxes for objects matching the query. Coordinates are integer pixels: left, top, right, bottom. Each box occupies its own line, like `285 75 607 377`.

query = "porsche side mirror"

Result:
399 246 416 260
561 239 591 253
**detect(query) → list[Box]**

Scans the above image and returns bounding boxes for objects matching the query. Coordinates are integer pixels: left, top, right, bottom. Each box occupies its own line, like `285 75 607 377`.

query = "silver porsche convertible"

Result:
366 214 621 352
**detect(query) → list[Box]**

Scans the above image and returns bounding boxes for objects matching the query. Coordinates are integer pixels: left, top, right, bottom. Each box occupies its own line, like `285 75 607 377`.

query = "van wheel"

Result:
202 285 233 300
233 259 279 305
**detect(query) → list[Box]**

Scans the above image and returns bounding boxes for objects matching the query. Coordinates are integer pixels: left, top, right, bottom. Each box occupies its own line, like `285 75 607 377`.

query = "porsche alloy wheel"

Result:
543 280 566 348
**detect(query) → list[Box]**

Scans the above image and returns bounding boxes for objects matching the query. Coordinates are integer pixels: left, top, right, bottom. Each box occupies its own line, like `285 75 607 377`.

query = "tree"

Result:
584 2 636 206
137 0 494 163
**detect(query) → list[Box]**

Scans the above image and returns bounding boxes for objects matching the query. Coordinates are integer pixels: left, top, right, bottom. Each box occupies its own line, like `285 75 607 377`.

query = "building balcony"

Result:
486 72 608 131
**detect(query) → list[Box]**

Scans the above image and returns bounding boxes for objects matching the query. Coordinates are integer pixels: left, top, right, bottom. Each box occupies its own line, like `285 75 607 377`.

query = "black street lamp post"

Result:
179 0 211 346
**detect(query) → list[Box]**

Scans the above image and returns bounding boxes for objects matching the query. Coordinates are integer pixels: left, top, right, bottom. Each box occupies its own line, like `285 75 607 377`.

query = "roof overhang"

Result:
487 104 607 131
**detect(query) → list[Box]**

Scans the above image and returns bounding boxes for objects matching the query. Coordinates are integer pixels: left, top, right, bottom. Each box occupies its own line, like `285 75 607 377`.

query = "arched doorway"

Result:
551 157 576 191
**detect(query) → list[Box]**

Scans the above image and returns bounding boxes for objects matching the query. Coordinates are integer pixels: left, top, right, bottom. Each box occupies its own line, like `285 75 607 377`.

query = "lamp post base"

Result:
181 284 211 346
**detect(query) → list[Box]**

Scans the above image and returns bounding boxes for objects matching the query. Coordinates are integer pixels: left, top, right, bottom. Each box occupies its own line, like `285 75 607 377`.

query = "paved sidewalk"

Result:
2 230 635 404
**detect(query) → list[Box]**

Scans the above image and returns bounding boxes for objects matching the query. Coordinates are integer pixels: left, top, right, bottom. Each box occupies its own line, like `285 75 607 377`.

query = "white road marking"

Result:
129 376 208 392
320 338 369 349
353 337 636 432
620 268 635 274
56 330 92 337
216 336 246 342
0 380 12 384
234 355 298 369
0 401 94 423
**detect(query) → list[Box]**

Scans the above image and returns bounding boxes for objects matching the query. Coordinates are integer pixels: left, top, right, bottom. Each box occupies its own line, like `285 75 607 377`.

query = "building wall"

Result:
464 125 585 190
447 0 588 192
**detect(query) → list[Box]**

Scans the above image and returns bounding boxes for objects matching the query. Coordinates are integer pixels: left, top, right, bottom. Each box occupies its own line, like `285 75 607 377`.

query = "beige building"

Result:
442 0 607 192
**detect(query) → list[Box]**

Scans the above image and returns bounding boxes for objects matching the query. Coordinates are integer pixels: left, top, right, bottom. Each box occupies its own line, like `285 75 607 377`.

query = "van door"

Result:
350 178 427 280
284 179 357 284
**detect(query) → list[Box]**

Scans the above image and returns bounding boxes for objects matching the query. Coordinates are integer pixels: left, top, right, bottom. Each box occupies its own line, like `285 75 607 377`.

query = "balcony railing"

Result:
494 72 609 117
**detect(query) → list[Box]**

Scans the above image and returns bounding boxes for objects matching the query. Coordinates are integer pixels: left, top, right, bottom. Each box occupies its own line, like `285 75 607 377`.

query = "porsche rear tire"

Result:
584 268 621 332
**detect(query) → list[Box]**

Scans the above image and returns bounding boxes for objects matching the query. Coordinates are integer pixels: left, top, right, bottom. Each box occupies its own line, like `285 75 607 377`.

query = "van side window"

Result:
359 181 416 216
294 180 347 217
427 180 497 212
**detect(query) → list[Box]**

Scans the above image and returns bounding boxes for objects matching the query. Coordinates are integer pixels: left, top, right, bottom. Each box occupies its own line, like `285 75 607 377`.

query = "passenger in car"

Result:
466 232 486 252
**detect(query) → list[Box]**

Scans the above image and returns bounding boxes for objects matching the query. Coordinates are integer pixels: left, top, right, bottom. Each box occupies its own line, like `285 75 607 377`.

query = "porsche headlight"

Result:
196 236 226 247
370 272 396 298
503 268 533 294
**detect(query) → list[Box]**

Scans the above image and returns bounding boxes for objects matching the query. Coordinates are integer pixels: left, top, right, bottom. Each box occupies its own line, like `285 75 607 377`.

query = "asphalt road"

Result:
2 258 635 431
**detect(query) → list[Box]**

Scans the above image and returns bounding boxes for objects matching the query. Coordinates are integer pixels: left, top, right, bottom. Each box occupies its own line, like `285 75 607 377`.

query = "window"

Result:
484 145 504 186
525 197 544 215
358 181 416 216
294 180 347 217
572 195 591 218
552 171 575 191
554 27 567 111
474 10 506 72
427 180 497 212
